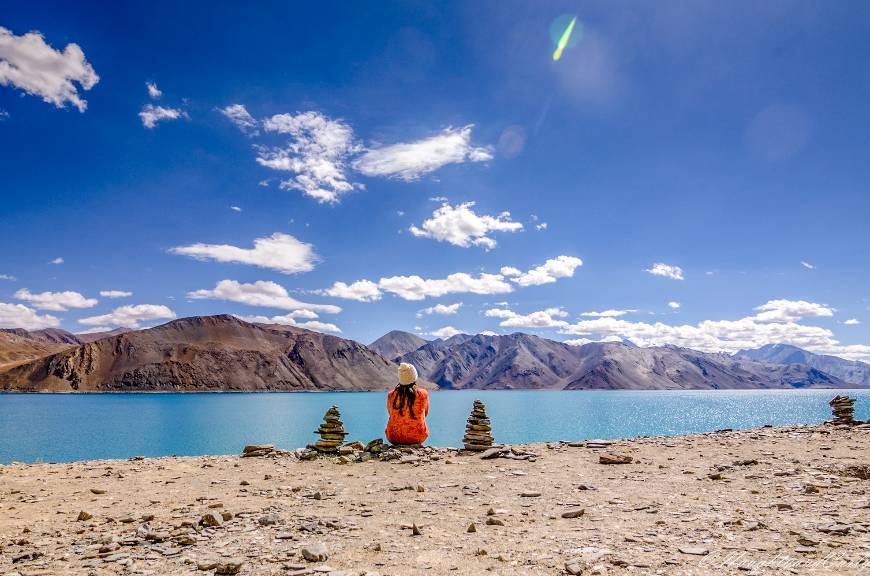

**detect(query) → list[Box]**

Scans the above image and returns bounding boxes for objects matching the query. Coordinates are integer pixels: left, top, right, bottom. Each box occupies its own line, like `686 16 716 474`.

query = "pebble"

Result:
302 542 329 562
259 513 279 526
678 546 709 556
215 558 244 574
561 509 585 519
200 511 224 528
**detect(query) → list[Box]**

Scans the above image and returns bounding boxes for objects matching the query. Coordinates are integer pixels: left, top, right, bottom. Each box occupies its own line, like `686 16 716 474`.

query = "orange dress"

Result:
385 387 430 445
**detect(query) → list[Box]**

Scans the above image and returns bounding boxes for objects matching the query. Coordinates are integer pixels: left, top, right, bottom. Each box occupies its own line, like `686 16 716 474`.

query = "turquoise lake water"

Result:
0 389 867 464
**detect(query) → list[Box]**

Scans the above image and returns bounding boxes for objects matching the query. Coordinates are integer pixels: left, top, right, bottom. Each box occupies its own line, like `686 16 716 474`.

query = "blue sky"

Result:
1 1 868 359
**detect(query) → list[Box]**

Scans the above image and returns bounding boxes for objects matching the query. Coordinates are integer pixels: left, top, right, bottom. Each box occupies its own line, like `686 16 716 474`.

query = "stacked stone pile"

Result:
312 406 348 452
829 395 856 425
463 399 495 451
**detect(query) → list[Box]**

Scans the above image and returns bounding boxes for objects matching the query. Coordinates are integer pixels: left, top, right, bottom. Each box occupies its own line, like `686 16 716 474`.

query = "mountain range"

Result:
0 318 867 392
0 315 399 392
396 332 855 390
734 343 870 387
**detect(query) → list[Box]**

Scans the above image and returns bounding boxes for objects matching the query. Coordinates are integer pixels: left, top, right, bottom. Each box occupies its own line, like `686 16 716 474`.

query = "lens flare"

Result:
553 16 577 61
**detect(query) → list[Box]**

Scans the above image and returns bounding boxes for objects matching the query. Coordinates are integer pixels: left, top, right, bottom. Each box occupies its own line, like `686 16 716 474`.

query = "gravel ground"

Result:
1 424 868 575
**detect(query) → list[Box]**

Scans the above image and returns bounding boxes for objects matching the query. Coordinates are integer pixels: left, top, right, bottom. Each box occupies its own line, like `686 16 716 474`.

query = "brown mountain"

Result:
0 327 83 345
76 328 131 344
0 315 402 392
0 331 74 371
398 333 858 390
368 330 428 361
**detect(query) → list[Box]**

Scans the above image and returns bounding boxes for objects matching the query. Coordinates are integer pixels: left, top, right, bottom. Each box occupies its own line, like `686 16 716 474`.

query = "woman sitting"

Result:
385 363 429 445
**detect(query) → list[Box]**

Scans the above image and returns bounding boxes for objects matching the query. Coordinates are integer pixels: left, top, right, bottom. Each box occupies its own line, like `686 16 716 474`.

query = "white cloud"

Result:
258 111 362 203
564 338 594 347
645 262 684 280
50 257 63 265
668 301 681 309
188 279 340 314
325 255 581 303
751 299 833 323
170 232 317 275
378 272 512 301
78 304 176 328
0 109 8 120
429 326 464 339
99 290 132 299
801 261 816 270
234 312 340 334
0 26 99 112
0 274 15 281
408 202 523 249
14 288 97 311
320 280 383 302
536 222 548 231
139 104 185 129
146 82 162 99
352 126 493 181
220 103 258 134
559 299 870 361
417 302 462 317
76 326 112 334
485 307 569 329
511 255 583 287
230 205 242 212
580 309 636 318
324 272 512 302
0 302 60 329
844 318 861 326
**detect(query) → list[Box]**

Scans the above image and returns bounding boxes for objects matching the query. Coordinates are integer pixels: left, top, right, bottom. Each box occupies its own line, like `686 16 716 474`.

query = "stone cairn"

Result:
463 399 494 451
312 405 348 453
829 395 856 425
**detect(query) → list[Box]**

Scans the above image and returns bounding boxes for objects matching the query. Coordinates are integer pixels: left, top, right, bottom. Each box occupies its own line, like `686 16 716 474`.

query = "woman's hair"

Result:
392 382 417 419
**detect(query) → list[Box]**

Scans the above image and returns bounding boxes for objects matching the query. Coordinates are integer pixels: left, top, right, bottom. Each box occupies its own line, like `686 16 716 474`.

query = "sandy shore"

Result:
1 425 868 576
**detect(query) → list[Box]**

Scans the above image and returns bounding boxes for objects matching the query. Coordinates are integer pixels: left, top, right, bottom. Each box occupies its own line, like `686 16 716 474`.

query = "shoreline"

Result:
2 424 868 575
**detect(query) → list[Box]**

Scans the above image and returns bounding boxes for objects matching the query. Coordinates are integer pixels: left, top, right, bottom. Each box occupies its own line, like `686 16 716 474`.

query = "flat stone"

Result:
599 453 633 465
678 546 709 556
562 509 585 519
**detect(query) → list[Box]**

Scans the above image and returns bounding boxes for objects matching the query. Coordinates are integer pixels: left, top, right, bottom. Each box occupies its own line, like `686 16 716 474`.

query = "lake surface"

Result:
1 389 867 464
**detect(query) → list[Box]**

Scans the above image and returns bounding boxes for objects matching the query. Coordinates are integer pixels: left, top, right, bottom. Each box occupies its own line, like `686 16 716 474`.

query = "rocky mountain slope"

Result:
736 343 870 387
0 315 402 392
0 327 83 346
397 333 857 390
0 331 74 371
368 330 428 361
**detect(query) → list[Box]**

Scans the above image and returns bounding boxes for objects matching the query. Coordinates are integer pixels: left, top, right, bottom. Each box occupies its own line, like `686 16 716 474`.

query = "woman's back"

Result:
386 387 429 444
